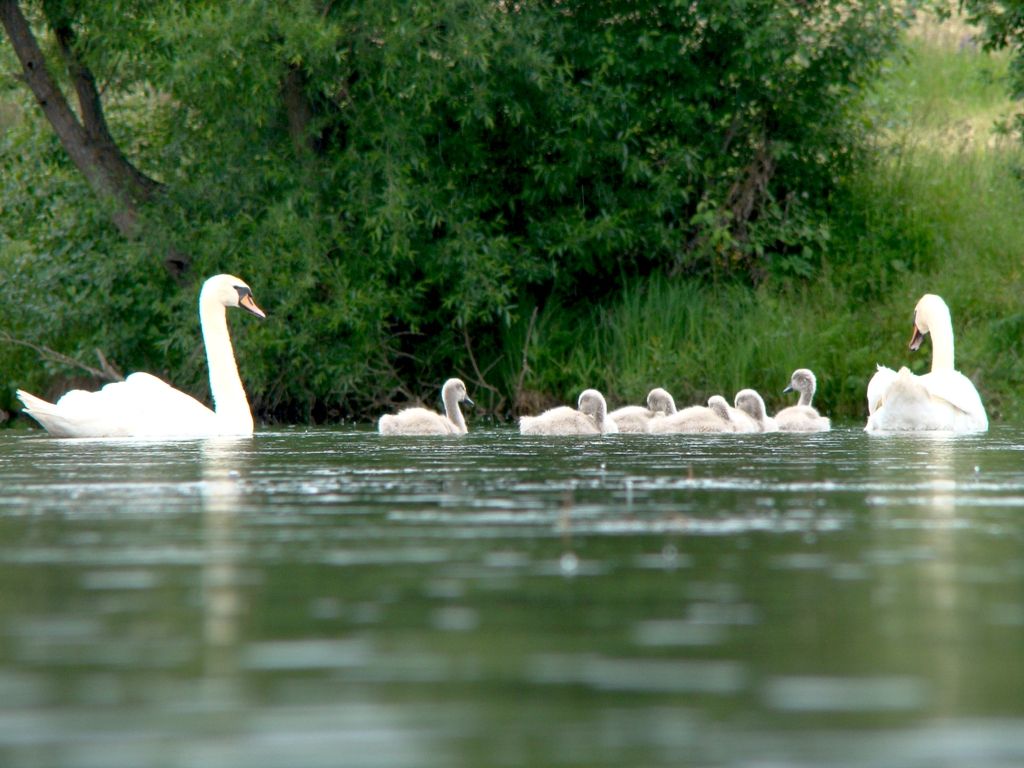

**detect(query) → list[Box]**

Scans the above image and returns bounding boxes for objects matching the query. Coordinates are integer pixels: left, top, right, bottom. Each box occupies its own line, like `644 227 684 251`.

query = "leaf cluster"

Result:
1 0 911 419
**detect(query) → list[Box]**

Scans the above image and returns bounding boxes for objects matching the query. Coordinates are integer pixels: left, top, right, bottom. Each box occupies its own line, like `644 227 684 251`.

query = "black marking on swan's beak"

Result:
909 325 925 351
235 286 266 319
783 384 793 394
463 395 475 407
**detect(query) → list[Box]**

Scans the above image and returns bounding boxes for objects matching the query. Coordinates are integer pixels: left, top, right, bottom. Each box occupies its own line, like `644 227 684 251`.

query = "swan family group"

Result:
14 275 988 439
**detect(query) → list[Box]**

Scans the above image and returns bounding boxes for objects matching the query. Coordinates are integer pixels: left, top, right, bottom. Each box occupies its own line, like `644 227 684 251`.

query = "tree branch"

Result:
0 330 123 382
513 305 538 411
461 325 504 412
0 0 161 238
51 21 110 141
49 13 160 200
282 63 318 157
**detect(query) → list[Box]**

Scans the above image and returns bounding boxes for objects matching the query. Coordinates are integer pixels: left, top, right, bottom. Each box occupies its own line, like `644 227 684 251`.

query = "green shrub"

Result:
0 1 918 421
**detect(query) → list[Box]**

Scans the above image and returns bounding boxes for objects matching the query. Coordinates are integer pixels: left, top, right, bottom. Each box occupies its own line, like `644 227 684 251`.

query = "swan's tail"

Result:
16 389 92 437
16 389 53 414
16 390 65 435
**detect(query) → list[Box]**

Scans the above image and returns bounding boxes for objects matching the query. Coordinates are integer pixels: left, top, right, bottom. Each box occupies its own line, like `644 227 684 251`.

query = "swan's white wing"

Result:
866 365 898 416
919 370 988 430
865 368 935 432
865 367 986 432
20 373 217 438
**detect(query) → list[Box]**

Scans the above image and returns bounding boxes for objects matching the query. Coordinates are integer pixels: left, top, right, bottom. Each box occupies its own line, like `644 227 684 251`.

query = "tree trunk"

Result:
0 0 160 237
282 63 318 157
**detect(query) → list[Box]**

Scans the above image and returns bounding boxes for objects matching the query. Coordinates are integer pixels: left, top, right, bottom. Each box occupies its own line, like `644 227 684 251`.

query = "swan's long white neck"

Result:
443 389 467 434
200 294 253 433
928 314 956 373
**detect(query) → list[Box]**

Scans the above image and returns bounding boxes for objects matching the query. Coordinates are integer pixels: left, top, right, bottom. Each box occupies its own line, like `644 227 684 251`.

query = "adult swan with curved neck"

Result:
17 274 266 438
865 294 987 433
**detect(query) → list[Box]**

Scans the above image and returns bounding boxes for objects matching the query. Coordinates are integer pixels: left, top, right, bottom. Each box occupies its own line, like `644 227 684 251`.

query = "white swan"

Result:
647 394 735 434
519 389 618 435
734 389 778 433
776 368 831 432
609 387 677 433
17 274 265 438
378 378 473 435
865 294 987 433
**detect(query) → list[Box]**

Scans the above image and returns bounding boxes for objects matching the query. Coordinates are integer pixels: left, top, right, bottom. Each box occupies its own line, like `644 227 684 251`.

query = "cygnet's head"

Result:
646 388 677 415
577 389 608 419
734 389 767 421
910 294 951 350
201 274 266 318
442 378 474 406
707 395 731 420
783 368 817 396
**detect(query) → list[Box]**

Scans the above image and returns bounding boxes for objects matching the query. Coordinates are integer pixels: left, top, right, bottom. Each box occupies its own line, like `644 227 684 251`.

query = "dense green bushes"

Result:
537 34 1024 424
0 0 911 422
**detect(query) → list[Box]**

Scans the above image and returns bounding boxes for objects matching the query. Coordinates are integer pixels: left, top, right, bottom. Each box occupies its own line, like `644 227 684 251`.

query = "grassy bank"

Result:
520 25 1024 425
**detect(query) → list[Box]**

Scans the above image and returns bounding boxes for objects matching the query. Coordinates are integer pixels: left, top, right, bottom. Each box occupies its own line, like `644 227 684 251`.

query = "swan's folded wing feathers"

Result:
866 365 898 415
39 374 216 437
919 371 988 423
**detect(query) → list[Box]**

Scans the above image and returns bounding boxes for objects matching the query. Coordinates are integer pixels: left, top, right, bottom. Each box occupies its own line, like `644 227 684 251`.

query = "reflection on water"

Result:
199 437 247 734
1 427 1024 767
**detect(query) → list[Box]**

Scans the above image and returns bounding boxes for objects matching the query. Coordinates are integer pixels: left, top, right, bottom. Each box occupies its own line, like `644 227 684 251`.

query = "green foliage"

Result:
530 31 1024 424
1 1 913 421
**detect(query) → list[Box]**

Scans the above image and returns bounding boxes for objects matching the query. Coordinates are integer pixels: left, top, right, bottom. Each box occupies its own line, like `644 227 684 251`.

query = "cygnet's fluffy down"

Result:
720 396 759 433
647 395 734 434
609 387 677 433
520 389 618 435
775 368 830 432
734 389 778 433
378 378 473 435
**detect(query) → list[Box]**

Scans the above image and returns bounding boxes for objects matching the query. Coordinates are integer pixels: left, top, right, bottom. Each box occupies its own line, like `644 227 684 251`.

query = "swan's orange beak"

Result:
909 324 925 351
239 293 266 319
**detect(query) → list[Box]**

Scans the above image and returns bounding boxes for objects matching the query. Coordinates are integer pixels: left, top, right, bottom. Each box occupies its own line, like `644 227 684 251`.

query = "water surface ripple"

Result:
2 426 1024 767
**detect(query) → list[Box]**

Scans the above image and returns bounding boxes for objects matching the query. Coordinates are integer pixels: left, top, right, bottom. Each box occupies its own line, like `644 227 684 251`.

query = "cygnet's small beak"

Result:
782 384 794 394
463 396 475 408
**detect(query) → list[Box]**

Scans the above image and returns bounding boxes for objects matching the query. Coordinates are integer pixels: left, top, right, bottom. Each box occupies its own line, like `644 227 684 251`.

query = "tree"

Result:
961 1 1024 115
1 0 911 420
0 0 158 236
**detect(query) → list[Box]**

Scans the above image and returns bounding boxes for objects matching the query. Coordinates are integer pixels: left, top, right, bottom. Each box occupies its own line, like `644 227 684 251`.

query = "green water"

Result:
1 426 1024 767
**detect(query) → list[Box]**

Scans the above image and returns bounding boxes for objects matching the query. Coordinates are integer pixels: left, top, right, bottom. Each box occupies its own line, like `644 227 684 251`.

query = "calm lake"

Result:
2 425 1024 767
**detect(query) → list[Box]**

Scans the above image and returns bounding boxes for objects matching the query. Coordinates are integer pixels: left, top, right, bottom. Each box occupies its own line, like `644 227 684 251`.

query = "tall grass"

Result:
519 29 1024 424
